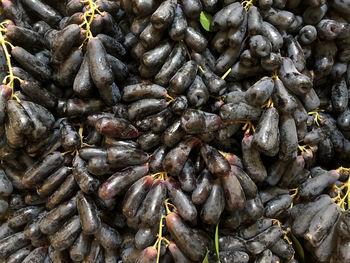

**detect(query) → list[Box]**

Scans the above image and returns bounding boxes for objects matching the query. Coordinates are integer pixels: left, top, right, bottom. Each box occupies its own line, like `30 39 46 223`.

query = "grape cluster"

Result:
1 0 350 262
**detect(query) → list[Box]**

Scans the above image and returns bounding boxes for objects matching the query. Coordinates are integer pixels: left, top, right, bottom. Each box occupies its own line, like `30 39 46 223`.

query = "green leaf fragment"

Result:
291 233 305 262
200 11 212 32
202 248 210 263
215 223 221 263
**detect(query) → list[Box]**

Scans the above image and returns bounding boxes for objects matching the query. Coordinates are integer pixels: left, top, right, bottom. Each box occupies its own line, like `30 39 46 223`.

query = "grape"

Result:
94 116 139 139
227 15 247 48
21 0 61 26
6 246 32 263
304 203 341 247
5 24 43 49
87 38 120 106
51 215 81 250
7 206 41 230
301 87 321 111
142 41 172 69
246 225 283 255
263 8 295 30
72 155 100 194
69 232 91 261
3 0 350 262
39 198 76 235
249 35 272 58
168 241 193 262
21 152 63 188
166 177 197 223
182 0 202 18
317 19 342 40
242 135 267 183
200 143 230 176
82 238 104 263
285 35 306 72
98 164 149 199
139 179 167 226
163 137 200 176
187 75 210 107
245 77 274 107
185 27 208 53
166 7 185 40
122 178 152 219
22 246 47 262
169 60 198 95
162 119 185 147
107 54 129 83
76 191 101 234
270 239 294 260
227 3 246 28
46 174 78 210
94 222 122 249
136 246 158 262
254 107 279 156
192 169 213 205
279 155 305 187
181 109 222 134
12 46 52 82
210 3 236 31
298 170 339 199
279 57 312 96
2 0 31 28
135 228 157 251
137 131 161 151
20 81 56 111
155 44 186 86
202 68 227 94
264 194 292 218
221 168 246 211
219 250 249 263
248 6 263 35
255 249 273 263
332 79 349 112
220 102 262 121
166 212 206 261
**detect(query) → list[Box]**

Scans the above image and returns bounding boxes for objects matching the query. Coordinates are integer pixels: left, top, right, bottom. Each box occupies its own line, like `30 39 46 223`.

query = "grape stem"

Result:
151 172 168 180
221 68 231 79
79 0 104 49
0 20 23 101
224 120 256 135
152 215 166 263
218 151 230 160
308 108 324 127
271 218 282 227
289 188 298 199
152 200 177 263
283 227 293 245
165 94 175 104
61 149 79 157
261 97 274 108
333 167 350 211
165 198 177 214
271 68 279 80
297 143 315 156
241 0 255 10
78 124 91 147
289 188 299 208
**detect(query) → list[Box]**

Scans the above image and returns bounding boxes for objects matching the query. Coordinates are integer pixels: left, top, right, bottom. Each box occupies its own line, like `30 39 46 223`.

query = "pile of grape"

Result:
1 0 350 262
